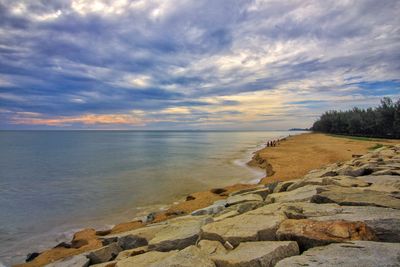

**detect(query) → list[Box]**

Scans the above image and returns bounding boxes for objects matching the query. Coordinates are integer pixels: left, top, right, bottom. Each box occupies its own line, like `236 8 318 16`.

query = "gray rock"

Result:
213 210 240 221
314 206 400 242
87 243 122 264
275 241 400 267
45 254 90 267
311 185 400 209
117 235 148 250
212 241 299 267
192 202 226 216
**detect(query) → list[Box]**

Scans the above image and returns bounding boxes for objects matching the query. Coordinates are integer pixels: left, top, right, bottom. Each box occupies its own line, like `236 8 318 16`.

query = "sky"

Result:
0 0 399 130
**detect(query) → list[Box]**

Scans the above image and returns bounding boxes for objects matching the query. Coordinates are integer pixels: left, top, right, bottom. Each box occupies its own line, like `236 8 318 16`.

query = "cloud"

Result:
0 0 399 129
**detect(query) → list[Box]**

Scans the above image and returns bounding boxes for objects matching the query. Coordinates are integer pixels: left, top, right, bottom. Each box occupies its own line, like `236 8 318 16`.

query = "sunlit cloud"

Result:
0 0 399 129
10 113 148 126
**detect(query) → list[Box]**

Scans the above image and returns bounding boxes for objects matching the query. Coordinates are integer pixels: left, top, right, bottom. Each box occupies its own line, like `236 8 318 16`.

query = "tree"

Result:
311 97 399 139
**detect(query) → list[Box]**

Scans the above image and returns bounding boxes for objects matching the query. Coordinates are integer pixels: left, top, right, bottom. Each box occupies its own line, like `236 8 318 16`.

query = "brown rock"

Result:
276 219 377 250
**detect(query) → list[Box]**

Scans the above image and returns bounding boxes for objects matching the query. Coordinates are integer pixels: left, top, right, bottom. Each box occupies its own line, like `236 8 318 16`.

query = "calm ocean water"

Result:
0 130 300 265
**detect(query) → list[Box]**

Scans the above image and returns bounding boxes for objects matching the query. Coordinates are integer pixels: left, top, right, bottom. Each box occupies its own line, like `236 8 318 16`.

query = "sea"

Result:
0 130 303 266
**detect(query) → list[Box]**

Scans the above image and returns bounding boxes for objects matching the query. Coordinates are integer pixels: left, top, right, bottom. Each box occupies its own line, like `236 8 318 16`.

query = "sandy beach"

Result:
16 133 399 267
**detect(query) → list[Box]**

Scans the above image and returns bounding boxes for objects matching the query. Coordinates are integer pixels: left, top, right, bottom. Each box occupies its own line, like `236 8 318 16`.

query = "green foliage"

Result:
312 97 400 139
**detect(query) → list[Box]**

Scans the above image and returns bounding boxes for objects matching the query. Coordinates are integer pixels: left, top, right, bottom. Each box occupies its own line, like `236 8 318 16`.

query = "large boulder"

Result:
201 212 286 246
311 185 400 209
148 215 211 251
266 185 321 204
115 246 148 260
313 206 400 242
276 219 377 250
212 241 299 267
275 241 400 267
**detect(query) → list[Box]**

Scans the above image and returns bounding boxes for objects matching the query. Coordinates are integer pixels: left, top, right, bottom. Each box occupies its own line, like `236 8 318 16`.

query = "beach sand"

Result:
249 132 397 184
16 132 398 267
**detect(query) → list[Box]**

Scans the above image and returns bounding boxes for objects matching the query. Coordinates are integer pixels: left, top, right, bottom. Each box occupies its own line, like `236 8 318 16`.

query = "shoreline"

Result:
14 132 398 267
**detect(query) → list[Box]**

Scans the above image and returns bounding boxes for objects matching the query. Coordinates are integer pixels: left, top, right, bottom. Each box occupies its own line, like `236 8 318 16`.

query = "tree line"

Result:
311 97 400 139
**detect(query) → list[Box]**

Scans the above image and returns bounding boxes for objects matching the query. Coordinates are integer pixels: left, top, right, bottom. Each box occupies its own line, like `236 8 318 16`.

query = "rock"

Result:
276 219 377 250
313 206 400 242
241 188 270 200
105 223 168 243
192 202 226 216
213 210 240 221
275 241 400 267
266 185 321 204
358 175 400 193
87 243 122 264
212 241 299 267
372 169 400 176
201 211 286 246
116 235 148 250
273 181 297 193
150 245 215 267
45 254 90 267
229 186 264 196
235 201 263 214
90 261 117 267
148 215 211 251
26 252 40 262
115 246 148 260
197 240 227 258
287 176 370 191
311 185 400 209
115 251 177 267
226 194 263 206
336 165 369 176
